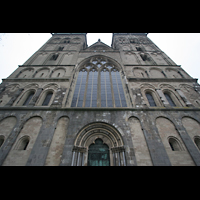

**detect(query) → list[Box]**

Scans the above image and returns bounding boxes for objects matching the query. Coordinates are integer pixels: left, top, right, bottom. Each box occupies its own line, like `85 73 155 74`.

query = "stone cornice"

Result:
2 78 70 82
0 107 200 112
127 78 198 83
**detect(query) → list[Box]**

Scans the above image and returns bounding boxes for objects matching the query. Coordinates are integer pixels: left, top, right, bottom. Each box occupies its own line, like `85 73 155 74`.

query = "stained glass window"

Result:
71 70 87 107
85 70 98 107
88 138 110 166
71 57 127 108
101 70 113 107
111 70 127 107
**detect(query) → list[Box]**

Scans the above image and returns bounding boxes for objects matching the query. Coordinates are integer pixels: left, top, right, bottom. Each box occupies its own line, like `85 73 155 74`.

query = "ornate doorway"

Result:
88 138 110 166
71 122 127 166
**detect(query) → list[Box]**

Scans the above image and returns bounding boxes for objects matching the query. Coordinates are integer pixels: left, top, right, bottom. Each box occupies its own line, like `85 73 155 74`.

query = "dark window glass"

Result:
50 54 59 60
92 71 98 107
23 140 29 150
194 137 200 150
71 58 127 108
146 93 156 107
111 71 127 107
16 137 30 150
169 138 180 151
42 92 53 106
164 93 176 107
88 138 110 166
85 72 93 107
101 71 113 107
101 71 106 107
23 92 34 106
105 71 113 107
71 71 87 107
0 136 4 148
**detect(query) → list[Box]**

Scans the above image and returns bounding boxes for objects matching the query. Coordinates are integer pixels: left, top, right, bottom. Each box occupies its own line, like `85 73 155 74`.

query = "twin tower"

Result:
0 33 200 166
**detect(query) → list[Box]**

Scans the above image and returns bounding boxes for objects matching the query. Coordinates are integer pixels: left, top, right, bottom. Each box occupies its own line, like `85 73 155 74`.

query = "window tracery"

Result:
71 56 127 108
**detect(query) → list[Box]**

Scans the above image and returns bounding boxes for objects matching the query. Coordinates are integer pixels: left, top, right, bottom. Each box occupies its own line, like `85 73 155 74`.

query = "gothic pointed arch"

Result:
70 55 128 108
75 55 123 72
71 122 126 166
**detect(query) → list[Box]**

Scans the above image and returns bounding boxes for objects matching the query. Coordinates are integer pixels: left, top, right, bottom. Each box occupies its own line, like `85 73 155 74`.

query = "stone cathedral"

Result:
0 33 200 166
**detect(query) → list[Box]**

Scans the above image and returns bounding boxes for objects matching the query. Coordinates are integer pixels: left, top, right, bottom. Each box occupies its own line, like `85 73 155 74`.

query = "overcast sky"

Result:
0 33 199 84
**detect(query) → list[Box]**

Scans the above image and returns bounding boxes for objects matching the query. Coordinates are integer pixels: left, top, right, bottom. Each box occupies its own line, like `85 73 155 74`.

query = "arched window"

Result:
164 93 176 107
23 92 35 106
194 137 200 151
168 137 181 151
71 56 127 108
15 136 30 150
42 92 53 106
146 92 156 107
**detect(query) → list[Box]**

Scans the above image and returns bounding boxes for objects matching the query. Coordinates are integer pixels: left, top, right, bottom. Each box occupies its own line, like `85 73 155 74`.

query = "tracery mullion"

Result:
85 71 93 107
101 71 107 107
106 71 113 107
92 71 98 107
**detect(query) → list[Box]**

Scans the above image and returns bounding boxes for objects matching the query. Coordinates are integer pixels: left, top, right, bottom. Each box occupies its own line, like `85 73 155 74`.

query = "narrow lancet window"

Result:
164 93 176 107
146 92 156 107
42 92 53 106
23 92 34 106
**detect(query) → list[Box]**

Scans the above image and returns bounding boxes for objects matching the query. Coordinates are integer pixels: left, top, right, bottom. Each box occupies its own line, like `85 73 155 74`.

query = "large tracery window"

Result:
71 56 127 108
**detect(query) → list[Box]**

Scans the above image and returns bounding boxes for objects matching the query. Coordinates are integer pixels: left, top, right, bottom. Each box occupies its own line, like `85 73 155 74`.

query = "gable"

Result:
85 40 114 51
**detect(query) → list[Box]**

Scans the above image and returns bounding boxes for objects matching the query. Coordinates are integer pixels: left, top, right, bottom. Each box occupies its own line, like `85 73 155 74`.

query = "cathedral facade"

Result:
0 33 200 166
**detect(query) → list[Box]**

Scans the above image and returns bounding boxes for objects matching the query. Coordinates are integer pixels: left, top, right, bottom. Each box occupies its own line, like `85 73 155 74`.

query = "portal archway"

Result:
71 122 126 166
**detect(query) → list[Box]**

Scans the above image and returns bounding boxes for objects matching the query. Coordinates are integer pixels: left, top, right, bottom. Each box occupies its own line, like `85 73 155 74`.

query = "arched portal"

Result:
71 122 126 166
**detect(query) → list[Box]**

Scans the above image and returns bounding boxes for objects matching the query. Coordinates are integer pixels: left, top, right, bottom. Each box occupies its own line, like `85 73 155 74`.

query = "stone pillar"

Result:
111 146 126 166
81 153 85 166
131 88 147 108
156 89 170 107
71 151 76 166
28 88 43 107
112 152 116 166
77 152 81 166
71 146 86 166
176 89 193 107
51 88 67 107
122 151 126 166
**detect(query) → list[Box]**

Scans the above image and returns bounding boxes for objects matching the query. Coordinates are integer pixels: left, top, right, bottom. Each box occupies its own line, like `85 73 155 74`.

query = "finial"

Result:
98 39 101 42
